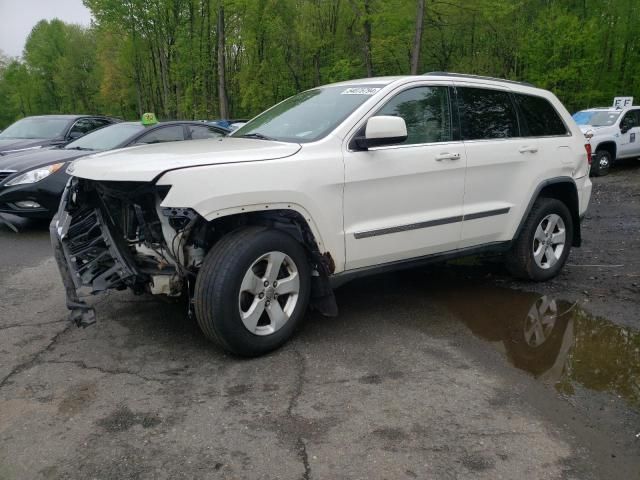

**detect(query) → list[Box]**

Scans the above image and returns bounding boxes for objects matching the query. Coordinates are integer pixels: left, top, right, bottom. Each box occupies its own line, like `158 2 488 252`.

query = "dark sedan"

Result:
0 115 120 155
0 120 229 219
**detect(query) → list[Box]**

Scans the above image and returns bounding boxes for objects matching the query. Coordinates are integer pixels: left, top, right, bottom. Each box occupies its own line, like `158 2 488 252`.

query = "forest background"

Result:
0 0 636 127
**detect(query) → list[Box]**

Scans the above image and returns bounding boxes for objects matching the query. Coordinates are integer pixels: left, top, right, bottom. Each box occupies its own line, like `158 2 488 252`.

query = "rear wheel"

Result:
194 226 311 357
591 150 611 177
506 198 573 281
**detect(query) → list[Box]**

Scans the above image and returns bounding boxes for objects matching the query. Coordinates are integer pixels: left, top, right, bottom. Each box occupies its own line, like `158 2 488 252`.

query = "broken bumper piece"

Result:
50 204 138 327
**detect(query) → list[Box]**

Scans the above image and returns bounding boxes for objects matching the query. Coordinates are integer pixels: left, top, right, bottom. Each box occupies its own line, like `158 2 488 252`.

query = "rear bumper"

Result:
576 174 593 217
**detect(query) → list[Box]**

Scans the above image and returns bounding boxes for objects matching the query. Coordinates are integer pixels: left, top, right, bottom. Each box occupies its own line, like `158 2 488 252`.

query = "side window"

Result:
188 125 225 140
457 87 519 140
374 86 452 145
69 119 95 137
621 110 640 130
91 118 112 130
514 94 567 136
136 125 185 144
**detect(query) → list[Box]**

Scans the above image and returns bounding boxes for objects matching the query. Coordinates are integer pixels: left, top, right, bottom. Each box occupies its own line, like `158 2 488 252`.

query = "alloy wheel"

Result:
238 251 300 336
532 213 566 269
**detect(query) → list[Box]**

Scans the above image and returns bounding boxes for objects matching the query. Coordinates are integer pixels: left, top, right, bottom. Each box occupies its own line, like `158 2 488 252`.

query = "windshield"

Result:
232 85 383 143
0 117 70 139
573 110 621 127
64 123 145 151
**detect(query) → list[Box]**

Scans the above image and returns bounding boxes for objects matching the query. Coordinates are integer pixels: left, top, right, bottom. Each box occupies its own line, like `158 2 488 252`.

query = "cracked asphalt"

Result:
1 162 639 479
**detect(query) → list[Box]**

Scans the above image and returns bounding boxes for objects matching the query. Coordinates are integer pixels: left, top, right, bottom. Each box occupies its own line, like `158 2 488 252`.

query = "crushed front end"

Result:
51 177 202 327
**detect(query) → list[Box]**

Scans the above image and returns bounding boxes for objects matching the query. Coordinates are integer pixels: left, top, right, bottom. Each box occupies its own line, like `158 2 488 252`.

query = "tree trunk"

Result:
217 3 229 119
410 0 425 75
363 0 374 77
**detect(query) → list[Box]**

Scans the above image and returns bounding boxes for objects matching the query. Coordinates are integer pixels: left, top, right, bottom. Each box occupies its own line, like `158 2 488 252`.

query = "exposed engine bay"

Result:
51 177 336 327
51 178 214 326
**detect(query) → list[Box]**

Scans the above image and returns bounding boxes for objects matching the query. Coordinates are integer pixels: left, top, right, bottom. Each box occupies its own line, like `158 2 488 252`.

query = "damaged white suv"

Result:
52 73 592 356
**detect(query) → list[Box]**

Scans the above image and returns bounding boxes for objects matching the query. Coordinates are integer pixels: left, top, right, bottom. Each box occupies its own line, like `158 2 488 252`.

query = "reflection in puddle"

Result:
438 287 640 408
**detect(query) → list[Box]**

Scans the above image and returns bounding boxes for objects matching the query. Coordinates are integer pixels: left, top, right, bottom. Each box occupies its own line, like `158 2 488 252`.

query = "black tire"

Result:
194 226 311 357
506 198 573 281
591 150 611 177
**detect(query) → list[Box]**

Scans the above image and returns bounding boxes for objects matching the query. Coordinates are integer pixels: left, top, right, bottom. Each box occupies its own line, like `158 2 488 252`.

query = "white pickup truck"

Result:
573 104 640 176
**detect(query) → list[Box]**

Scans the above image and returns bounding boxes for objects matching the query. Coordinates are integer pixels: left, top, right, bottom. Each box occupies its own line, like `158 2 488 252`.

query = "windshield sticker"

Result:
341 87 381 95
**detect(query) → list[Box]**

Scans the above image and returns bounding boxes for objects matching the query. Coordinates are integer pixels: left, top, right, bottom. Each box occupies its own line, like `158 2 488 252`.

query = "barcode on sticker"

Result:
341 87 381 95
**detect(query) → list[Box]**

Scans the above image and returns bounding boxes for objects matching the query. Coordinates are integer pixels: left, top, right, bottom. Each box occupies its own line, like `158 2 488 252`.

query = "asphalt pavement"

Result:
0 165 639 479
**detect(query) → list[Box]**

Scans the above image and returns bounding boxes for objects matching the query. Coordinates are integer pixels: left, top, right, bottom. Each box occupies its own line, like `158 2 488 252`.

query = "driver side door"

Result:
343 84 467 270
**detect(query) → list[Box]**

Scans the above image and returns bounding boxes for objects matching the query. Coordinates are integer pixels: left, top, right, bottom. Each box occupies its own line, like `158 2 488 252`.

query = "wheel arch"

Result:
514 177 582 247
188 206 338 317
195 205 335 275
594 140 616 160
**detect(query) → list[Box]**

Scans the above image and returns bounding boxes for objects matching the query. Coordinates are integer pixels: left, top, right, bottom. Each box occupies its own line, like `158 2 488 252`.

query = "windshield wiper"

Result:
238 132 276 141
65 146 94 151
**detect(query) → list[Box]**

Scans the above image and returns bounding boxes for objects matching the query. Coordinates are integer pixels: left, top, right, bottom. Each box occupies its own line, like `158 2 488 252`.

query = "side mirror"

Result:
621 124 631 134
354 116 408 150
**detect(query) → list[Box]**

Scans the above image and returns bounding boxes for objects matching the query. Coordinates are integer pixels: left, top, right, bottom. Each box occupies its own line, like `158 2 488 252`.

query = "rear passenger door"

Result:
457 85 571 248
456 85 536 248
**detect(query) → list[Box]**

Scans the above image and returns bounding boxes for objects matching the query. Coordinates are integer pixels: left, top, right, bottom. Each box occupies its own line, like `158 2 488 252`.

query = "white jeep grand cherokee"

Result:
51 73 592 356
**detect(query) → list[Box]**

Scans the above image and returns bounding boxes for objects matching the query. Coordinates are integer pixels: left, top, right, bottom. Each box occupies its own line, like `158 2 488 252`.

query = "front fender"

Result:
155 155 346 272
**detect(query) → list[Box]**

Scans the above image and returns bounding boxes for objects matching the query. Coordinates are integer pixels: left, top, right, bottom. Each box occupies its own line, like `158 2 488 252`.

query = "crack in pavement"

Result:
0 296 115 391
0 319 66 331
287 349 312 480
0 322 73 391
45 360 164 383
296 437 311 480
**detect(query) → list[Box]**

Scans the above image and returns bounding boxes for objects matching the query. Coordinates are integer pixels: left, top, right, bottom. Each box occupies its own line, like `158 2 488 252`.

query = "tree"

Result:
410 0 426 74
217 2 229 118
1 0 639 129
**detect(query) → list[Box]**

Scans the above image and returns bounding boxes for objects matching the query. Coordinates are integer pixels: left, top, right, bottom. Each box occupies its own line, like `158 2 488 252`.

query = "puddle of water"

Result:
436 285 640 409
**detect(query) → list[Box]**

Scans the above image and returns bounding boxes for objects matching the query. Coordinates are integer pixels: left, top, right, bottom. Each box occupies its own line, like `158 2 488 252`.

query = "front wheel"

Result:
506 198 573 281
591 150 611 177
194 226 311 357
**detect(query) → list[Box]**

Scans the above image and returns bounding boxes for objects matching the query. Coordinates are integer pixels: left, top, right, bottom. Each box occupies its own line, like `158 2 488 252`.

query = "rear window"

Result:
457 87 519 140
515 94 567 136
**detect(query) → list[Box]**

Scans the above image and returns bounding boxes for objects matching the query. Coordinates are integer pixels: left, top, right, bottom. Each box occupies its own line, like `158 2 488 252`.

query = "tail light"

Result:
585 143 592 165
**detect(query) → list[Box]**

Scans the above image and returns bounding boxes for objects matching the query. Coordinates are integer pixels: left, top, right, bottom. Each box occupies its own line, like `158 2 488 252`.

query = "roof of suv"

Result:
324 72 538 90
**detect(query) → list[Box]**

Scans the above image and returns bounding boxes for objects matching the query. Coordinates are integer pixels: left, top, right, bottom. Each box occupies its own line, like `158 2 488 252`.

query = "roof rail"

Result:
423 72 534 87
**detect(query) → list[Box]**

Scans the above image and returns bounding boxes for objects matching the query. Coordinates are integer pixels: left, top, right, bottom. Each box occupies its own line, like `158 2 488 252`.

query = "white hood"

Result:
579 124 613 133
68 137 302 182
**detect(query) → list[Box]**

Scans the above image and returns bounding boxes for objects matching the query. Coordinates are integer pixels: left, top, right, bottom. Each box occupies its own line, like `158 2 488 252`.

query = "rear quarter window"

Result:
514 94 568 136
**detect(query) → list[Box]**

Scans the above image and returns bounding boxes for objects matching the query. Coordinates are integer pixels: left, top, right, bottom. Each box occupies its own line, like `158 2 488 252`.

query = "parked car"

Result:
0 115 120 155
51 73 592 356
572 106 640 176
0 120 229 219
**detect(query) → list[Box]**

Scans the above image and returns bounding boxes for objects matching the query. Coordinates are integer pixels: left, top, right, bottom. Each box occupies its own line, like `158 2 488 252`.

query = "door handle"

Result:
519 146 538 154
435 152 461 161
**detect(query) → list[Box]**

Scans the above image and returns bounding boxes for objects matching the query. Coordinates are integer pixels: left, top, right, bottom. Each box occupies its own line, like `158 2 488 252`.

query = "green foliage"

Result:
1 0 640 128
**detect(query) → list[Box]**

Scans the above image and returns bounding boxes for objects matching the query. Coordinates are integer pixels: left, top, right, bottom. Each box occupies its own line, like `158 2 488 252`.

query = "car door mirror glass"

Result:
355 116 408 150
